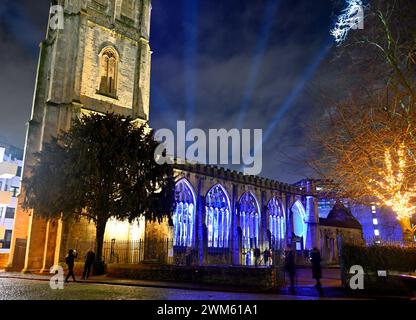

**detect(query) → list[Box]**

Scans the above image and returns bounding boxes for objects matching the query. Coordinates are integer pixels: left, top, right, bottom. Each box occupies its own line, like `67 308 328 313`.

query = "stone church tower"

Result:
8 0 152 271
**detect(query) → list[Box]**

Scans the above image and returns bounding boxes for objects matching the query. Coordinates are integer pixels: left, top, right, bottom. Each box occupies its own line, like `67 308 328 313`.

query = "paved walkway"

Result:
0 268 411 299
0 267 349 299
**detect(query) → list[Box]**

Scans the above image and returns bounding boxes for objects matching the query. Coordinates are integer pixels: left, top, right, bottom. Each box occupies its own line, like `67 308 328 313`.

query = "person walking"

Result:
263 249 270 266
310 247 322 287
254 248 261 267
65 249 78 283
82 248 96 280
284 245 296 289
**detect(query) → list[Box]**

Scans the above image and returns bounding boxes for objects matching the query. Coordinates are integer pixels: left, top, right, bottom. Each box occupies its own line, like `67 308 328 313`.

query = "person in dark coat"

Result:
263 249 270 266
254 248 261 267
284 245 296 288
310 247 322 287
82 248 96 280
65 249 78 283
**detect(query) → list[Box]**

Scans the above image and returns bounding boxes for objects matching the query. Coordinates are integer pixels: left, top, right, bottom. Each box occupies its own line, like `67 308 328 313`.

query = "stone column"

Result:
305 180 319 250
196 178 204 266
40 220 51 273
231 184 239 265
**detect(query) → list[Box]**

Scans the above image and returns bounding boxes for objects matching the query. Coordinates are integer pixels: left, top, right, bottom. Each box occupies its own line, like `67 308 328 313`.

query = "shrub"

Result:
341 243 416 273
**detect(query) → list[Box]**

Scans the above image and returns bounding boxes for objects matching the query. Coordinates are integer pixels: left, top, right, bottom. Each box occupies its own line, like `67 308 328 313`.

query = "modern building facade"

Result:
0 143 22 268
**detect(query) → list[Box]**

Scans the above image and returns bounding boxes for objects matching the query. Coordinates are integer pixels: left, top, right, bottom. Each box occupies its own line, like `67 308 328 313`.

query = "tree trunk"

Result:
95 218 108 262
399 218 413 243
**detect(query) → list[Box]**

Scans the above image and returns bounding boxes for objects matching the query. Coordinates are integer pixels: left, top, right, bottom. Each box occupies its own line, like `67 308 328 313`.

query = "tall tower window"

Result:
98 47 118 98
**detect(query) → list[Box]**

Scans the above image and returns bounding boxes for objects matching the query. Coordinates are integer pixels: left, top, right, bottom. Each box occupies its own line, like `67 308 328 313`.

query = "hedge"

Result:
341 243 416 273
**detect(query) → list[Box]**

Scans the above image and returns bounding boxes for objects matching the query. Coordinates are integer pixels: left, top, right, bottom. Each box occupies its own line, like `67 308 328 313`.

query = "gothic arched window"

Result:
268 198 285 248
205 185 231 248
98 47 118 97
292 200 307 249
239 192 260 249
173 179 196 247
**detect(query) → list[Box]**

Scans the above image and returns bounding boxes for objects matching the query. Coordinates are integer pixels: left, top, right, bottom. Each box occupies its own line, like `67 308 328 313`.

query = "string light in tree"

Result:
368 143 416 220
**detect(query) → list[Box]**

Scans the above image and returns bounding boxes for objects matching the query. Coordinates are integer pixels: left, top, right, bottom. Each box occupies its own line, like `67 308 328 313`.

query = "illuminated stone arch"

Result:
205 184 231 248
173 178 196 247
239 191 261 249
98 46 119 97
267 197 285 248
291 200 307 249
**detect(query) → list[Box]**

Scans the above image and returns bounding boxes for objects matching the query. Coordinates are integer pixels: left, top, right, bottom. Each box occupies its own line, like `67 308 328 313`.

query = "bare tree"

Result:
309 0 416 239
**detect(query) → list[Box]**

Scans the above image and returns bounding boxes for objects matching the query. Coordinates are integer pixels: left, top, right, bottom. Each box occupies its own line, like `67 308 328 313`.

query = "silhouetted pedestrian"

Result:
310 247 322 287
82 248 95 280
65 249 78 283
263 249 270 266
254 248 261 267
284 245 296 289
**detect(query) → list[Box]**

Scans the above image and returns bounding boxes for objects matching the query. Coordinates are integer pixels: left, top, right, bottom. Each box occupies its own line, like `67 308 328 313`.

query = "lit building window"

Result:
373 218 378 225
98 47 118 97
374 229 380 236
292 200 307 249
268 197 285 248
239 192 260 250
173 179 196 247
205 185 231 248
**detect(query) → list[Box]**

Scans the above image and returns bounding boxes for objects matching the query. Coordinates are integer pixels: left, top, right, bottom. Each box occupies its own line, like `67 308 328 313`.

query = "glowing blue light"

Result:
173 179 196 247
292 200 307 249
236 0 280 128
183 0 199 127
330 0 368 45
239 192 261 250
268 198 285 248
205 185 231 248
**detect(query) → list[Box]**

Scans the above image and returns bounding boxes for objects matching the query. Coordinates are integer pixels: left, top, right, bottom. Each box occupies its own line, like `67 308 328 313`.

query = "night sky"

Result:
0 0 339 183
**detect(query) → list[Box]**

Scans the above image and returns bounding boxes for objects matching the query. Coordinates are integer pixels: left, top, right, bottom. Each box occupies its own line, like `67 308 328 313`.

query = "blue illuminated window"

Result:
239 192 260 249
268 198 285 248
173 179 196 247
205 185 231 248
291 200 307 249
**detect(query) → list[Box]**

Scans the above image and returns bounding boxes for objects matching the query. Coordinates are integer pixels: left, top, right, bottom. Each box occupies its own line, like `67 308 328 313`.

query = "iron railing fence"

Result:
64 239 287 267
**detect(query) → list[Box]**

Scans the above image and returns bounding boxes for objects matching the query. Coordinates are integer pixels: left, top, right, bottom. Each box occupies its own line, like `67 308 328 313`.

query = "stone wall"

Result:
106 264 282 290
0 253 9 269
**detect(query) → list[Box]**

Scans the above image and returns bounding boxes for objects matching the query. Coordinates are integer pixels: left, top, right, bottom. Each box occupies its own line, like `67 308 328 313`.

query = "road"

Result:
0 278 341 300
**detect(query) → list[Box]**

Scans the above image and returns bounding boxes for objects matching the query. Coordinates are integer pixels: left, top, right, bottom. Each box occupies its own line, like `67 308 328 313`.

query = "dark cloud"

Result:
0 0 337 183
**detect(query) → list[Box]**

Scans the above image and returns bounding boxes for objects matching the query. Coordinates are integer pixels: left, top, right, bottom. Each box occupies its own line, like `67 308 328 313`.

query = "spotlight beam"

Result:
183 0 199 128
262 40 333 145
239 39 333 173
235 0 280 128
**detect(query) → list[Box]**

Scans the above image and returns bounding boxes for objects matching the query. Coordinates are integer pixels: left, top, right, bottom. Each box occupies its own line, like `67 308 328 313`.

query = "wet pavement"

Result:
0 277 348 300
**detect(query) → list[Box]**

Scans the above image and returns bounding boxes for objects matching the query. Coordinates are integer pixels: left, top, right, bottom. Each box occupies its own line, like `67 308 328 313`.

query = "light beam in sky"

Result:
183 0 199 128
235 0 280 129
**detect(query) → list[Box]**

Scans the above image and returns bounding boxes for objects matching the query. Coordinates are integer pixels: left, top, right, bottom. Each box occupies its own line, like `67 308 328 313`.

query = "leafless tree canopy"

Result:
309 0 416 219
